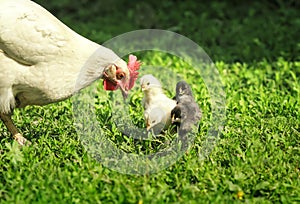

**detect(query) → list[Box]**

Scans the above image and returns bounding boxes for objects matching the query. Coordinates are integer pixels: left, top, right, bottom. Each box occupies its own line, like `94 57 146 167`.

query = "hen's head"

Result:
103 54 141 98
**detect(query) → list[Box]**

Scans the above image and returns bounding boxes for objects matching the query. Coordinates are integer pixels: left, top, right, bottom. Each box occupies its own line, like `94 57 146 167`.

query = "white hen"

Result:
0 0 140 145
140 74 176 134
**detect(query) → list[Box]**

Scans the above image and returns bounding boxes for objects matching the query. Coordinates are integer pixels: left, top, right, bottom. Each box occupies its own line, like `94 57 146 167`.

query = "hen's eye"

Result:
117 73 125 80
147 82 150 85
152 120 156 123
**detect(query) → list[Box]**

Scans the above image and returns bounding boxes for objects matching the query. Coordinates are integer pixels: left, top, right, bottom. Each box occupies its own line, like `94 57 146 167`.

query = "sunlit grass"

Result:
1 55 299 203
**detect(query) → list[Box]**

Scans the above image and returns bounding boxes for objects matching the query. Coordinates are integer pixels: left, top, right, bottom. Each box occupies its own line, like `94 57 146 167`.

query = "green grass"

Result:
1 1 300 203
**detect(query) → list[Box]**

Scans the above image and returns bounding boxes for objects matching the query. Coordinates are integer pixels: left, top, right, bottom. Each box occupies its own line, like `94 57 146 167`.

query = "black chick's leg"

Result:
171 105 181 132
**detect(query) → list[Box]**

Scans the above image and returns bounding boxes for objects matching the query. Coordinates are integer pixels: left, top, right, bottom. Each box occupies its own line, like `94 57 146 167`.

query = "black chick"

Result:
171 81 202 136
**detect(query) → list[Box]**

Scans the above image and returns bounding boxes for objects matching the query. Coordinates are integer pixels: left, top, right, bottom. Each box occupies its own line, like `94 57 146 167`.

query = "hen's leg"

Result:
0 112 27 145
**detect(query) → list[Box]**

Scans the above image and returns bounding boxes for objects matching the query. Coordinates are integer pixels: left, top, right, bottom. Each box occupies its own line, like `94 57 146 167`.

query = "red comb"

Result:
127 54 141 90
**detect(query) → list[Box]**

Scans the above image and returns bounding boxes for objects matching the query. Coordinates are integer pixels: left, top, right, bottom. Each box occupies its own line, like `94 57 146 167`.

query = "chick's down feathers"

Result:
171 81 202 135
140 74 176 134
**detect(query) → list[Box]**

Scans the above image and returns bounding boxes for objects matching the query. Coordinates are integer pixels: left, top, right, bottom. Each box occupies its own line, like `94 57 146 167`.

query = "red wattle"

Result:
103 80 117 91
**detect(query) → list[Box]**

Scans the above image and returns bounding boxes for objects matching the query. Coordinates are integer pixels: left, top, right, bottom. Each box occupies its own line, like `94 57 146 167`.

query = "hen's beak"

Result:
118 83 128 99
103 65 128 99
103 71 117 85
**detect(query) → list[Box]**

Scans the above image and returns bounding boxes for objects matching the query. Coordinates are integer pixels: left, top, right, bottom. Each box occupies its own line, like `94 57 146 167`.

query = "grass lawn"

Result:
0 1 299 203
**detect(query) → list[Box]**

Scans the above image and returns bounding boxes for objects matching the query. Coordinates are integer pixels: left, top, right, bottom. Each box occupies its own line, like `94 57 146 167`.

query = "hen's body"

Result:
0 0 122 113
0 0 128 145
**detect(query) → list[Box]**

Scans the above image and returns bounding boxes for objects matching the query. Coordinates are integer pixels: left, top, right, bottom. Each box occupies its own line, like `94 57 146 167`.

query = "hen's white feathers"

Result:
0 0 123 113
0 0 95 64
